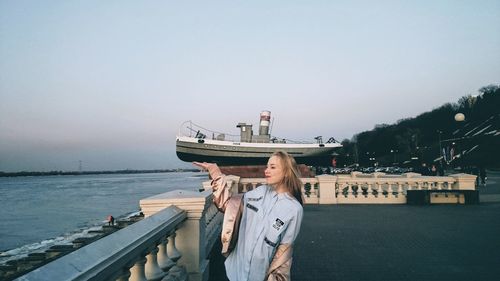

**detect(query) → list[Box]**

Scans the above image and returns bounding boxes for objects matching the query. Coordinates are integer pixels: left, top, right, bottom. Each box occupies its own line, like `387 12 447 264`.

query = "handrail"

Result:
16 206 187 281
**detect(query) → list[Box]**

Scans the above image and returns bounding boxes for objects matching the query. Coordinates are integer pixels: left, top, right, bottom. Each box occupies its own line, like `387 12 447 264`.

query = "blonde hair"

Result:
272 150 304 205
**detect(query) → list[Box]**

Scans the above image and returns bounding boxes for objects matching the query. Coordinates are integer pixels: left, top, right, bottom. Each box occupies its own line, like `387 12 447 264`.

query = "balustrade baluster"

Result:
115 265 132 281
367 183 373 197
387 183 392 196
370 183 382 198
145 246 166 281
374 183 380 197
437 182 443 190
129 257 148 281
167 232 182 262
158 236 176 272
378 183 384 197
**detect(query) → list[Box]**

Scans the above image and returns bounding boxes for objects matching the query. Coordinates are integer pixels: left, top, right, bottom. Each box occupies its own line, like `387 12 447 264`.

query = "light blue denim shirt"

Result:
224 185 303 281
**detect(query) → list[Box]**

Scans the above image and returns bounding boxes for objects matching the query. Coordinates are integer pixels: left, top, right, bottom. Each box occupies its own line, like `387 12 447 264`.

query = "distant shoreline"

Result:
0 169 200 177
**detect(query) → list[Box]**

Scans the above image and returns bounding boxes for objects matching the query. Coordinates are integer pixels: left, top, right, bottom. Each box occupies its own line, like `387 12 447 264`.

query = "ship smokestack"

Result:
259 110 271 136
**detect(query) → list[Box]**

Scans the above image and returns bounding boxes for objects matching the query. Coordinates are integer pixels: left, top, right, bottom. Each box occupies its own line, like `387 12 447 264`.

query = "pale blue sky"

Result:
1 0 499 172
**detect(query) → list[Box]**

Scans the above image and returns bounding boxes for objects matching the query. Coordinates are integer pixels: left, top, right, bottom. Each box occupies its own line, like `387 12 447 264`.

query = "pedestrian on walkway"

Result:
194 150 304 281
418 163 431 176
437 160 445 176
479 165 487 185
107 215 115 226
430 164 437 176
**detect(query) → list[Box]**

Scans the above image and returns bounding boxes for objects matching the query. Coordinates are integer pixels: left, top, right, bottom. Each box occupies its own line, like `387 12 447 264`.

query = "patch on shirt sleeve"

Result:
272 218 285 231
246 203 259 212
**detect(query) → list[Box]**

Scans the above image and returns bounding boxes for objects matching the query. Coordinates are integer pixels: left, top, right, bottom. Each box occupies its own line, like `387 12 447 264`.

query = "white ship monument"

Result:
176 111 342 170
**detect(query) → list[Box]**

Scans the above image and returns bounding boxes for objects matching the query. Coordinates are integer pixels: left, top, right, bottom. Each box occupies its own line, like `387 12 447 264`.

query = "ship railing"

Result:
16 189 223 281
204 173 477 204
177 120 329 144
178 120 240 142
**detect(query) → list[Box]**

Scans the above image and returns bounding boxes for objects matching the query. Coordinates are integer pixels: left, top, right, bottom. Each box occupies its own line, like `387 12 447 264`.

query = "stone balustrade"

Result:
15 206 187 281
205 172 478 204
139 189 223 281
15 188 223 281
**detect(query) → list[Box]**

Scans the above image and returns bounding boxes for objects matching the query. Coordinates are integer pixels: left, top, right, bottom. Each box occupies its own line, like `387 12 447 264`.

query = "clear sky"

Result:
1 0 499 172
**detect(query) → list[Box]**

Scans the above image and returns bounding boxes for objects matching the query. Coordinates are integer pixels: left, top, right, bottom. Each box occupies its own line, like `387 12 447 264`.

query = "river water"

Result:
0 172 206 263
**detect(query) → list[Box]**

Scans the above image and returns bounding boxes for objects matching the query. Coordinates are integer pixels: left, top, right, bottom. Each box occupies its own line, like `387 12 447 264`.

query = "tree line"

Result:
336 84 500 168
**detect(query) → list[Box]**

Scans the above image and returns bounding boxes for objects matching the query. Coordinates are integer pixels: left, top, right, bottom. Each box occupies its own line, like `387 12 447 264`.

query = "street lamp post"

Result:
437 130 443 158
452 113 465 166
390 149 398 165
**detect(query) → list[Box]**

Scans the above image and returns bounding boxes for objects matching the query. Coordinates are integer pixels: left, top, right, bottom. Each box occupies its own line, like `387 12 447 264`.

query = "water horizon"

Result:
0 171 206 264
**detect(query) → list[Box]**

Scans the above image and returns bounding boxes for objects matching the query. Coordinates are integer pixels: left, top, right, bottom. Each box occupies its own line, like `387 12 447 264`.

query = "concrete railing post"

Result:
140 190 216 281
317 175 338 204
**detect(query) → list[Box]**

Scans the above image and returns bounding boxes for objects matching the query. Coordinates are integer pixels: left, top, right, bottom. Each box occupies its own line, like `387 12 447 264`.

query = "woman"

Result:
194 151 304 281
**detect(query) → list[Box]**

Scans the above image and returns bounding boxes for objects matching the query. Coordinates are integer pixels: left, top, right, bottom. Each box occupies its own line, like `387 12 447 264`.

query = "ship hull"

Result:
176 136 341 166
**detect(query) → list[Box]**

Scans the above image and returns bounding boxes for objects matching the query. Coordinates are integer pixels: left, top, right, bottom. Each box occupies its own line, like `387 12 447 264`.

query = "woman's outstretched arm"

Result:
193 162 231 212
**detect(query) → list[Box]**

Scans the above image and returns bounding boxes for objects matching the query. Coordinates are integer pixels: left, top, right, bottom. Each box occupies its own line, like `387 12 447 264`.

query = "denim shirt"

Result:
224 185 303 281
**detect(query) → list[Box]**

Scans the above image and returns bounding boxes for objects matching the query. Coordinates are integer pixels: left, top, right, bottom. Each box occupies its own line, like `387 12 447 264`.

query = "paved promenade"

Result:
209 171 500 281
